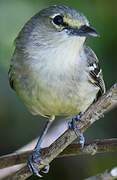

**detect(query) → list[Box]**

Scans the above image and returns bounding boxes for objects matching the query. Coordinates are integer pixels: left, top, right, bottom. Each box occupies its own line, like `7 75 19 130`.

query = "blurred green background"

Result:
0 0 117 179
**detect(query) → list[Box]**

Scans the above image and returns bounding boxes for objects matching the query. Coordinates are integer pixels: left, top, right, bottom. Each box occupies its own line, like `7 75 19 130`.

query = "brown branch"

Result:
85 167 117 180
0 138 117 170
3 83 117 180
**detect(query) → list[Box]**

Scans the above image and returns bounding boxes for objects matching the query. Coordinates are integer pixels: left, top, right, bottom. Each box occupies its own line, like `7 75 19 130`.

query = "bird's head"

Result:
16 5 99 48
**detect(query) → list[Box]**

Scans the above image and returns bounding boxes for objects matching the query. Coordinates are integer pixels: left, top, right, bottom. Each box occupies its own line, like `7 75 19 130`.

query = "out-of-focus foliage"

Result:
0 0 117 180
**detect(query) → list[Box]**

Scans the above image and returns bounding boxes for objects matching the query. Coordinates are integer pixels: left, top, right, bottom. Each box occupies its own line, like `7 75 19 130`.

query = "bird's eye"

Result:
53 15 64 26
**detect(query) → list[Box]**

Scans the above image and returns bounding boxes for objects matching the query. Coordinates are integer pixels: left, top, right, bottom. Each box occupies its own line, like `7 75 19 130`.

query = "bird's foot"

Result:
28 149 49 177
69 112 85 149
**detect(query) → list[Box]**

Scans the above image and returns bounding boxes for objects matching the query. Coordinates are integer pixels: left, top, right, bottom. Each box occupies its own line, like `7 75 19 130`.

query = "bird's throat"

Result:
51 36 85 69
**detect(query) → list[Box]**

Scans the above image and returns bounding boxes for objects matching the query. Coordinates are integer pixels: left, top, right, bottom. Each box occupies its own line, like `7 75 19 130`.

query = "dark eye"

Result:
53 15 64 26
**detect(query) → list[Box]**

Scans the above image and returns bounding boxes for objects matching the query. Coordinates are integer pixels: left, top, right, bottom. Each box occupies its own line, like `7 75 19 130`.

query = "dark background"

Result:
0 0 117 179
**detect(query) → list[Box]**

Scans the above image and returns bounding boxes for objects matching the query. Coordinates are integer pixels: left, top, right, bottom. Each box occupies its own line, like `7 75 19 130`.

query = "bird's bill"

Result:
66 25 100 37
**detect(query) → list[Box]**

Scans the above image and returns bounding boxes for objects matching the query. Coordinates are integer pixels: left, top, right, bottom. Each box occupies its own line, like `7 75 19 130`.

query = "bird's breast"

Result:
23 51 98 117
14 38 98 117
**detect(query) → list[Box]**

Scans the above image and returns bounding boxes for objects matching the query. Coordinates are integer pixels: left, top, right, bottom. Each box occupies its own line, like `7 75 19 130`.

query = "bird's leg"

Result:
28 115 55 177
69 112 85 148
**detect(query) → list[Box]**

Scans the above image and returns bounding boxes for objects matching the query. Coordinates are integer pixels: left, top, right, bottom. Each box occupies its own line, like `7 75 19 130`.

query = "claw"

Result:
28 153 42 177
27 149 49 177
69 112 85 148
79 133 85 149
74 112 83 121
42 164 50 174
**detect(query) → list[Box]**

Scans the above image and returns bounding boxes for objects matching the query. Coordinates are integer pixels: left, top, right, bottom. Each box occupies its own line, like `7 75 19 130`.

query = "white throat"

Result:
44 36 86 69
28 36 86 73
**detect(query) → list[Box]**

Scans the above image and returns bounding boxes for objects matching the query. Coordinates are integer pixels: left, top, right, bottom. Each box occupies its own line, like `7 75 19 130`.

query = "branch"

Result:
0 138 117 169
0 165 25 180
85 167 117 180
3 83 117 180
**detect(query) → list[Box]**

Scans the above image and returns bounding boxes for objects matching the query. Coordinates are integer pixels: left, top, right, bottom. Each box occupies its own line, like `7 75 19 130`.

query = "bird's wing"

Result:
8 54 16 91
84 46 106 98
8 64 14 90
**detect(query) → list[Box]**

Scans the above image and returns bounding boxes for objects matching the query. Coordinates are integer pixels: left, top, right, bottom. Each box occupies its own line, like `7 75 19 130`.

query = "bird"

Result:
9 4 105 177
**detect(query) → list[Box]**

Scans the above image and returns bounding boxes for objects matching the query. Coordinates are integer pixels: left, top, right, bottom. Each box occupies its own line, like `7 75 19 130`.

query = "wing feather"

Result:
84 46 106 98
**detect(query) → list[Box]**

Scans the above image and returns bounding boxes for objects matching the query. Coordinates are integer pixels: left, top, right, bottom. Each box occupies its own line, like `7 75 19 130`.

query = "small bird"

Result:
9 5 105 177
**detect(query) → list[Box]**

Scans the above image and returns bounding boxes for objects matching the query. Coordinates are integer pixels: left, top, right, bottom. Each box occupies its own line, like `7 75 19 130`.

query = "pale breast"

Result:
15 55 98 117
13 38 99 117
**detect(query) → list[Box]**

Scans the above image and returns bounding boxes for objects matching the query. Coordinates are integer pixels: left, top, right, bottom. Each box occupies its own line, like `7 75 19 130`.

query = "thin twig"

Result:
0 138 117 169
85 167 117 180
3 83 117 180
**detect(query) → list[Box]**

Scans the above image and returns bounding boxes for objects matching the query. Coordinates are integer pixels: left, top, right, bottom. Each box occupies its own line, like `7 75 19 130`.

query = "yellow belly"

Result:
15 73 98 118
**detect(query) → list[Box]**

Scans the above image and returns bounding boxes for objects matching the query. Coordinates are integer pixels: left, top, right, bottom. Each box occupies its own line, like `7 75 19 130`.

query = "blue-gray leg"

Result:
28 116 54 177
69 112 85 148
